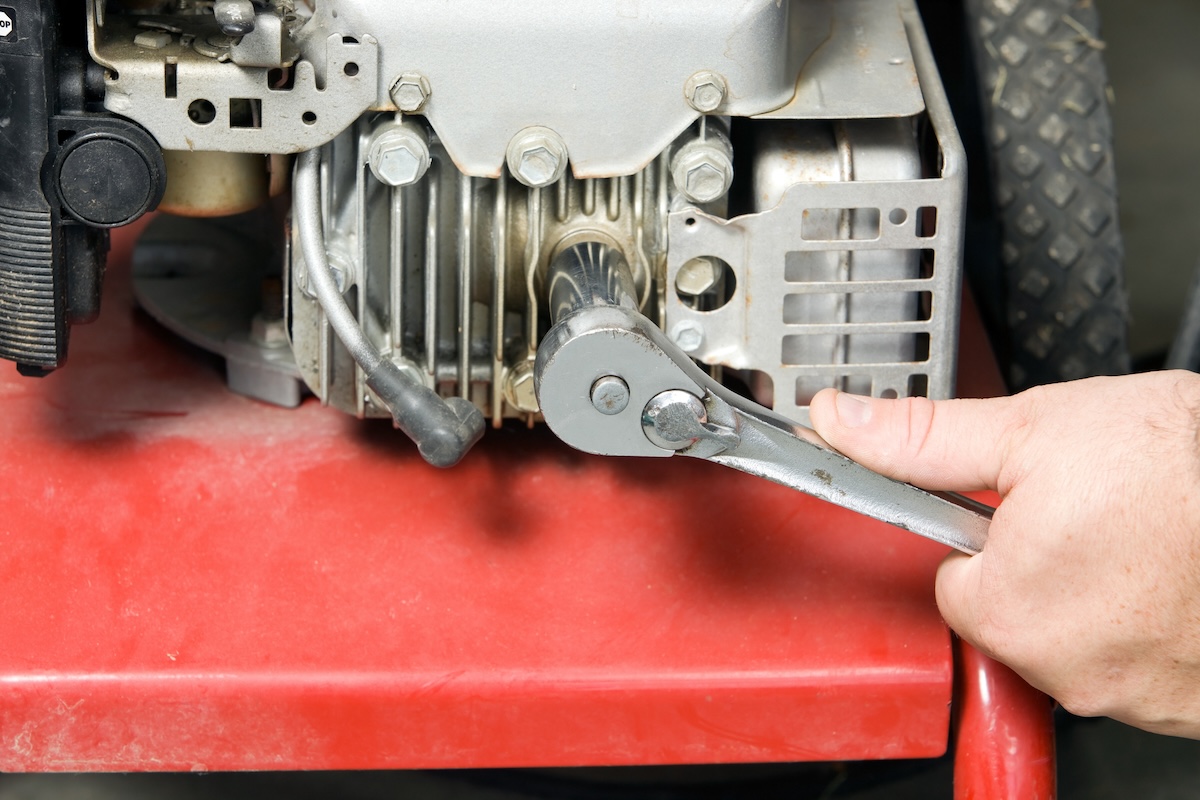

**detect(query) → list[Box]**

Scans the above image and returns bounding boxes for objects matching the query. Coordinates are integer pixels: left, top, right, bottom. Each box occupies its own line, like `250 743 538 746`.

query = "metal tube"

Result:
424 164 440 382
458 173 473 399
389 184 404 350
491 174 508 426
296 149 382 373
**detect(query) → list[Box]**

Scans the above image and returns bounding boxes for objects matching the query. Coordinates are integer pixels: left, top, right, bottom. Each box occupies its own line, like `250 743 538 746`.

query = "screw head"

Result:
517 146 561 187
671 142 734 205
670 321 705 353
590 375 631 416
506 127 569 188
675 257 721 297
685 162 728 204
328 261 351 294
390 72 431 112
504 360 540 413
367 125 431 187
685 71 727 113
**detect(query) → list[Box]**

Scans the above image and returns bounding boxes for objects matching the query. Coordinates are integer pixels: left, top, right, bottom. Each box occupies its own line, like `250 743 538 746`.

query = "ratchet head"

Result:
534 241 992 555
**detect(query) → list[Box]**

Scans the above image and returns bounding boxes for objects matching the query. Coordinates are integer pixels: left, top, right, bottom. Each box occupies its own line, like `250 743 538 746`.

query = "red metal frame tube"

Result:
953 638 1056 800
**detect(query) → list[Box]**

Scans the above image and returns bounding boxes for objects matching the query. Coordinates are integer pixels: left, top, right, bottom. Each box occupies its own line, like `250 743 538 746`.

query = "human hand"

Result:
809 371 1200 738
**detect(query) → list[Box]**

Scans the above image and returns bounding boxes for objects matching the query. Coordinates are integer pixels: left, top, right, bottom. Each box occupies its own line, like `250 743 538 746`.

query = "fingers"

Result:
935 551 986 652
808 388 1029 492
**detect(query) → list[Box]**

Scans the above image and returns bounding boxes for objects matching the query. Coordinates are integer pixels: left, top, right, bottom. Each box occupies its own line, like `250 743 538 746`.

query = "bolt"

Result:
390 72 431 113
506 127 569 188
671 140 733 205
642 390 708 451
590 376 630 416
686 162 729 203
329 262 350 294
367 122 431 187
250 312 288 348
504 360 540 413
670 321 705 353
684 71 727 113
675 257 721 297
391 357 429 390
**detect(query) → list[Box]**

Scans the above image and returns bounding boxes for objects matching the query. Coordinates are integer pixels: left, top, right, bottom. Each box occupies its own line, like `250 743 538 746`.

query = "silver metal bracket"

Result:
86 0 379 154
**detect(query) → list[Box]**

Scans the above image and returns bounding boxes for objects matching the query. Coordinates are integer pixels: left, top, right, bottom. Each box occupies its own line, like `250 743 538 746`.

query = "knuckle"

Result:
969 612 1008 661
1056 687 1109 720
898 396 938 459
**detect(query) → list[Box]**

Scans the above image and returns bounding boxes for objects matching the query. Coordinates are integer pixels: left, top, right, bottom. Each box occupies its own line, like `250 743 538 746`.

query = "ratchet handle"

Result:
701 403 993 555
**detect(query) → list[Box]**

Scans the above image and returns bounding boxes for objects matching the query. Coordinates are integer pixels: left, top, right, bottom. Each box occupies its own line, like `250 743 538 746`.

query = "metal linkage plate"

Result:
86 1 378 154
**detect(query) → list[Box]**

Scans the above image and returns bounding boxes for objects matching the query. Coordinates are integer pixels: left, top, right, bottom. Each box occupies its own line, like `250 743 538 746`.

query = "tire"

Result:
964 0 1130 389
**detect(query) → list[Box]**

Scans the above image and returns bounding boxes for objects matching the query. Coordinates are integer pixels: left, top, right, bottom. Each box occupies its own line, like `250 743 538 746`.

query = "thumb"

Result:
808 389 1028 492
935 550 988 651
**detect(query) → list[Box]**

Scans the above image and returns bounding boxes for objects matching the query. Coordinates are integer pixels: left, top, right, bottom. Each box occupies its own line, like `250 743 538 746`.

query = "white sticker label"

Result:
0 12 12 38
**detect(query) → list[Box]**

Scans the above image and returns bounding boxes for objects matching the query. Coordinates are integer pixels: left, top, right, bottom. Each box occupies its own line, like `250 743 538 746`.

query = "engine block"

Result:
0 0 967 465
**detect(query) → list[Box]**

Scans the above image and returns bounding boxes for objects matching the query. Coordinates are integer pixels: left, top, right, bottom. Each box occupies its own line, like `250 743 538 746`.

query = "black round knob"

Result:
55 128 165 228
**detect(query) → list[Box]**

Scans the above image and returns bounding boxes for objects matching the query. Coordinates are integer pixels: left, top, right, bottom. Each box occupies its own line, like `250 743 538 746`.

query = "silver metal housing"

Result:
282 0 965 434
86 0 927 174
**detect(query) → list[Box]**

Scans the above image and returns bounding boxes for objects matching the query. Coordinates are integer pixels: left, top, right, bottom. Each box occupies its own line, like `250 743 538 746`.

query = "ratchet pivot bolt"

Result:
590 376 631 416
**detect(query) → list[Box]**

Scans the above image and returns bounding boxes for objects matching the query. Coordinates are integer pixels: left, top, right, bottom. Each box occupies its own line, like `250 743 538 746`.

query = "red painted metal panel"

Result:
0 222 954 771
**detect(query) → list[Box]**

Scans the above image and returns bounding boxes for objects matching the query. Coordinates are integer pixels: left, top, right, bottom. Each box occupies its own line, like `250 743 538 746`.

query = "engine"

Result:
2 0 967 467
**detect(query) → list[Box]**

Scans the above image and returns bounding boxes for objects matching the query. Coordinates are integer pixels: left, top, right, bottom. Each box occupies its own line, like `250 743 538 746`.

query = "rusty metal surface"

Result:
758 0 925 122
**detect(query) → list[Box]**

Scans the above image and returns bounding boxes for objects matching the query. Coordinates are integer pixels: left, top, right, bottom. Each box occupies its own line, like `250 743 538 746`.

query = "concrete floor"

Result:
4 1 1199 796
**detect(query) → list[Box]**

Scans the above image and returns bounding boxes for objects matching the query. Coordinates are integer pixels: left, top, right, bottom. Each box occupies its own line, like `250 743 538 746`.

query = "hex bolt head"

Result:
504 360 540 413
390 72 431 113
367 123 432 187
684 71 727 113
506 127 569 188
590 375 631 416
250 312 288 348
675 257 721 297
670 321 705 353
328 258 352 294
685 162 728 203
671 142 734 205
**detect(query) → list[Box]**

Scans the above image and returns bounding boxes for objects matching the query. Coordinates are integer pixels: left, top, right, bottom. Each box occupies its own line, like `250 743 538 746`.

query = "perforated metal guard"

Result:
664 7 965 424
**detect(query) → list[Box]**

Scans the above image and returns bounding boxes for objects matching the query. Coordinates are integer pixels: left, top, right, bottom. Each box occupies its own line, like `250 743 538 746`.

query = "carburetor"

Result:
2 0 967 480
